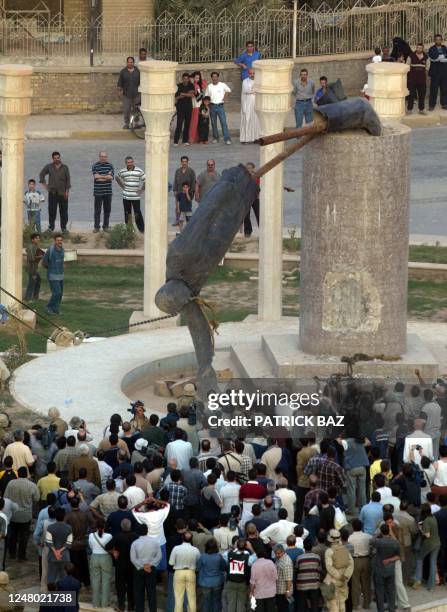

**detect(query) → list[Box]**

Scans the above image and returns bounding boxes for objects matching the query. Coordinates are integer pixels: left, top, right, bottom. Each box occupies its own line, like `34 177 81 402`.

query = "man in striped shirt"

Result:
116 156 145 233
295 536 322 612
92 151 114 233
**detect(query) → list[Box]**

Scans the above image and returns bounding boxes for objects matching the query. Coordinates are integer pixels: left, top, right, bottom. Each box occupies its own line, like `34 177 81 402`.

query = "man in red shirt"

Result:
240 468 266 527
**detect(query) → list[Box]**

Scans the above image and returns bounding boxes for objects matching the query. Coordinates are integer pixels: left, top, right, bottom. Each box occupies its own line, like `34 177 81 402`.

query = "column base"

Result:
129 310 180 333
7 308 36 330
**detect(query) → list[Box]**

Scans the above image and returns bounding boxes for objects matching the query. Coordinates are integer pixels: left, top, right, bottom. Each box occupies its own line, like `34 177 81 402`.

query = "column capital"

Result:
253 59 294 134
366 62 409 119
0 65 33 117
139 60 178 135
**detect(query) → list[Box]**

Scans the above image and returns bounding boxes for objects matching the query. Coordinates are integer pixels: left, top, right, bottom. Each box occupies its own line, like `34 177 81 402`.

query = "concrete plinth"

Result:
261 333 438 380
299 122 411 356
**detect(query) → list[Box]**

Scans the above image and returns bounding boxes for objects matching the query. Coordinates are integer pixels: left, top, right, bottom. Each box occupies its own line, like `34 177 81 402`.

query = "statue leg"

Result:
155 280 218 400
182 300 219 401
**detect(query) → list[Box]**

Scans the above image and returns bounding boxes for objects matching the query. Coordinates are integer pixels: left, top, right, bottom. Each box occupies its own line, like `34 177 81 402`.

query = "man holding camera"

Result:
130 401 149 434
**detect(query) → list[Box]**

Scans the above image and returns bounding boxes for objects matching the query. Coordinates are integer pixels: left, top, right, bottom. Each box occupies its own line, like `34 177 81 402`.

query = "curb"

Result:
26 127 243 140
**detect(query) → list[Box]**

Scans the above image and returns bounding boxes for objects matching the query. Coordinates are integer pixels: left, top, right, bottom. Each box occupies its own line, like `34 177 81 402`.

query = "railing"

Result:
0 1 446 66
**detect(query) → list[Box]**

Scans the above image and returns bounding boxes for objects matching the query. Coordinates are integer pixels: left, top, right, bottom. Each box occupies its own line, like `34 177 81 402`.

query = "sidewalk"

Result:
25 108 447 139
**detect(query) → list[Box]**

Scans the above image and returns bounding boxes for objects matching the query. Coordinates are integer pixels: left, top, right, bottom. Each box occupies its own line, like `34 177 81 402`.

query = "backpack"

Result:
39 426 56 450
227 550 250 583
331 543 351 570
54 489 68 508
218 453 247 485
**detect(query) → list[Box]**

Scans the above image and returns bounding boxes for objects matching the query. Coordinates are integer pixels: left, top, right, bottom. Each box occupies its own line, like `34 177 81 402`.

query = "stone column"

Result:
0 65 33 318
299 122 411 356
254 59 294 321
366 62 409 119
129 60 178 330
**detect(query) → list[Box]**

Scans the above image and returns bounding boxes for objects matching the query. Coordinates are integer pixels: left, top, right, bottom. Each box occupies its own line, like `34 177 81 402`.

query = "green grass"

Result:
409 244 447 264
1 263 446 356
206 266 252 284
283 237 301 252
407 279 447 315
280 241 447 262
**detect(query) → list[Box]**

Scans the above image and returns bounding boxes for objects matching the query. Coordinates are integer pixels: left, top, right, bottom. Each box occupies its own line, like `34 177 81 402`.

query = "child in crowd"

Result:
198 95 211 144
24 178 45 233
372 46 382 62
176 181 192 232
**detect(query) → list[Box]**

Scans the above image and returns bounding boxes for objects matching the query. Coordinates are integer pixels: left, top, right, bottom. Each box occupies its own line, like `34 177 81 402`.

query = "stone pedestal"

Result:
254 59 294 321
131 60 178 328
299 123 411 356
0 65 33 318
366 62 409 119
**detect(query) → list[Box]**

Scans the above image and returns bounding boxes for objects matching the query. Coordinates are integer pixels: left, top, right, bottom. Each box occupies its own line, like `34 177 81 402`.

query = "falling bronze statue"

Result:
155 98 382 399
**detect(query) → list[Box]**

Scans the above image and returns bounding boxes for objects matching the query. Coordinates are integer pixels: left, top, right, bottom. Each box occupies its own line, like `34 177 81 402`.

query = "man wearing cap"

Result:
177 383 197 411
69 444 101 488
324 529 354 612
130 401 149 434
132 437 149 465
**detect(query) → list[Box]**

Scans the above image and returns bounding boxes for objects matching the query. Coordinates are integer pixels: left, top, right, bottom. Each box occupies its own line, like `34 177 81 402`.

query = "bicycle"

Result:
129 105 145 139
129 109 177 140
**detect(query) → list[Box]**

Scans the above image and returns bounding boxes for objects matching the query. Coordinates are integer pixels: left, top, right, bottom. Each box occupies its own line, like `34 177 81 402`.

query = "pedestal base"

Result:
129 310 180 333
260 332 438 380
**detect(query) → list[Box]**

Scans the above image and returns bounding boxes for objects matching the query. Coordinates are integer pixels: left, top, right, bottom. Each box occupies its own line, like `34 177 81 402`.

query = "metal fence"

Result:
1 1 447 66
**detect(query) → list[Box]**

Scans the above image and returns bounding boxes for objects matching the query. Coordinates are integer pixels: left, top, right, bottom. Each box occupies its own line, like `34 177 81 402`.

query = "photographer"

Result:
129 401 149 434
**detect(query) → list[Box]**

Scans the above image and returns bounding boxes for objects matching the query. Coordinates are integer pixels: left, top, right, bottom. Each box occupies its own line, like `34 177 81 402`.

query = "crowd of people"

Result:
0 373 446 611
365 35 447 114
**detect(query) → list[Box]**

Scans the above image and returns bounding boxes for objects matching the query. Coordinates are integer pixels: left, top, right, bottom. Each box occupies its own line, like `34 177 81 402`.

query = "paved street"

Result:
24 126 447 236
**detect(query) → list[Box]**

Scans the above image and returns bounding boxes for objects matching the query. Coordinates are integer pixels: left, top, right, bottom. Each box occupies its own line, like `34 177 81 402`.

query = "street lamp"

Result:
89 0 98 67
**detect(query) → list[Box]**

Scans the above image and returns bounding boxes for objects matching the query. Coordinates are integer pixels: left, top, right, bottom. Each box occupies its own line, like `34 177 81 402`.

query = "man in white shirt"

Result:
165 430 193 471
348 518 372 609
403 418 434 462
123 474 145 509
276 478 296 521
259 508 300 546
133 497 170 549
421 389 442 458
205 71 232 145
220 471 241 514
